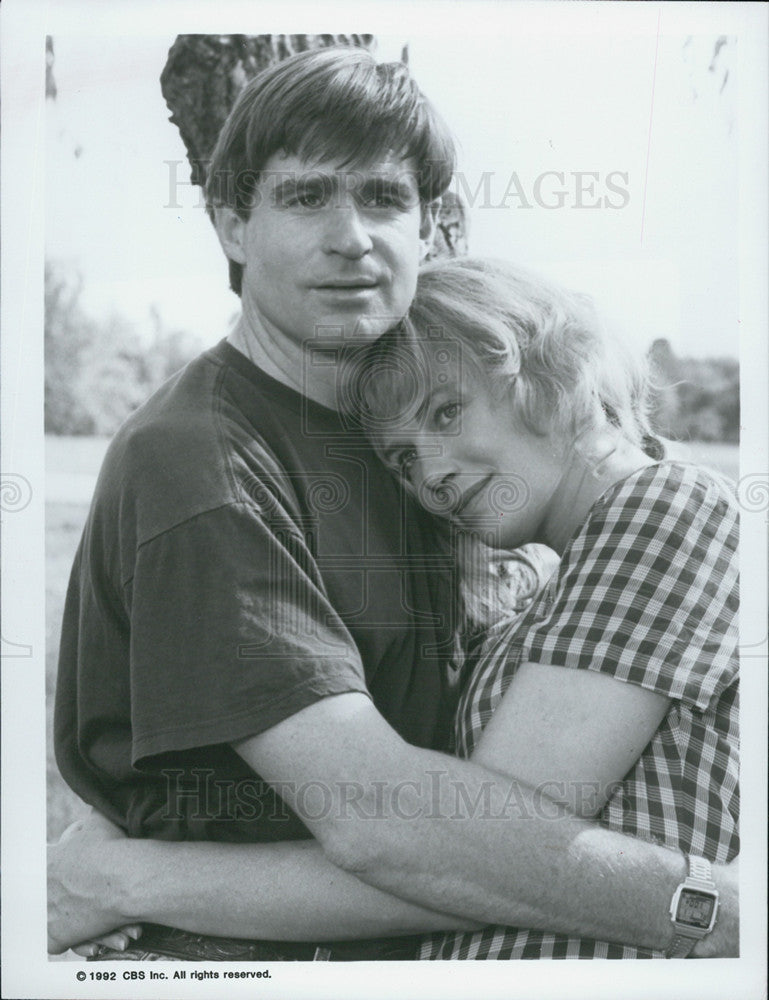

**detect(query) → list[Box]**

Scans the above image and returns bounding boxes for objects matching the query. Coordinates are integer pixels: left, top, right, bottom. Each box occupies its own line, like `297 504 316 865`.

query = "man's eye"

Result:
359 182 407 209
361 193 394 209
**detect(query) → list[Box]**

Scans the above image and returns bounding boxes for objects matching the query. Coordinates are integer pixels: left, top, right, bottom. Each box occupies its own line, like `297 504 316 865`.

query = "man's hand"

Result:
48 810 135 954
70 925 144 959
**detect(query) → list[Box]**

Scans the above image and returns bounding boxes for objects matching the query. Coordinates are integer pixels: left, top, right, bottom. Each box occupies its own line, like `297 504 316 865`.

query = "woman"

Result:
52 258 738 960
355 257 738 958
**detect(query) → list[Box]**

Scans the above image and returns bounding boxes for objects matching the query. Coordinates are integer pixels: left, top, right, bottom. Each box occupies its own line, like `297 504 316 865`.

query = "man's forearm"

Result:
312 748 734 954
65 837 482 945
236 696 738 955
49 805 736 956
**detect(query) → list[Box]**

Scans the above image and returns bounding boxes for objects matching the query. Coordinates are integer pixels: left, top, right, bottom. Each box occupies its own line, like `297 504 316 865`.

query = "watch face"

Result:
676 889 717 928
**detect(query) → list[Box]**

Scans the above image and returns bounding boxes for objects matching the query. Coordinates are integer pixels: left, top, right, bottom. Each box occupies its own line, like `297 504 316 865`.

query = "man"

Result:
50 47 736 960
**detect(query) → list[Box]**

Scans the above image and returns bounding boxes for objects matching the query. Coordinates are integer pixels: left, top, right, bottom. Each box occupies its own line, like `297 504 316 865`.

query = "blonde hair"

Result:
355 256 663 459
348 256 664 630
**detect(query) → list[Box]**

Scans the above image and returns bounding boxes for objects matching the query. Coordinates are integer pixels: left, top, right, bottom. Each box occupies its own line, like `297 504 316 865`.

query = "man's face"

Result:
217 151 438 351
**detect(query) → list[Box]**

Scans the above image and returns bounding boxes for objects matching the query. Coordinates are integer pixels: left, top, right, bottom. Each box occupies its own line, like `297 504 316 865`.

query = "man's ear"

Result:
419 199 441 260
212 206 248 265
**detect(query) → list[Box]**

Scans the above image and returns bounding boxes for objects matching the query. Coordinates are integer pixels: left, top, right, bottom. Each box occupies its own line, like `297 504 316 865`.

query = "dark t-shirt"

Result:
55 340 455 844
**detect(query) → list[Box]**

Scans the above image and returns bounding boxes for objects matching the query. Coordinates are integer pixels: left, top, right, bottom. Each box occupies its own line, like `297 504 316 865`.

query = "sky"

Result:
45 22 738 359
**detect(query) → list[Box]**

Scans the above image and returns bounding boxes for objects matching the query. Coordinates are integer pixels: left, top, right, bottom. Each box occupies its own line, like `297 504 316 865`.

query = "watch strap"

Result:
667 933 700 958
687 855 715 887
666 856 718 959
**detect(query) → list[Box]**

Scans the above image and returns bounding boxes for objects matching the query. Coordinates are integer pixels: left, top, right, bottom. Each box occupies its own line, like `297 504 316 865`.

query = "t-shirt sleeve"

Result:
126 499 370 766
520 467 738 712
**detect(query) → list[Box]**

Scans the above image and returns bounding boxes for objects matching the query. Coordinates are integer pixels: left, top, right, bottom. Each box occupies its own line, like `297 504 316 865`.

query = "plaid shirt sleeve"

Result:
519 464 738 711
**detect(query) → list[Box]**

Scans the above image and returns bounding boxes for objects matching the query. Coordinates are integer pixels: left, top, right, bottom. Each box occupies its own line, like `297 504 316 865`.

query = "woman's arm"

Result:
470 660 671 817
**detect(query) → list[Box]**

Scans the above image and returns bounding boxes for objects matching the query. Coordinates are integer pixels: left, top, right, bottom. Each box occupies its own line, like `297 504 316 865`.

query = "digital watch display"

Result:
675 890 717 928
666 856 719 958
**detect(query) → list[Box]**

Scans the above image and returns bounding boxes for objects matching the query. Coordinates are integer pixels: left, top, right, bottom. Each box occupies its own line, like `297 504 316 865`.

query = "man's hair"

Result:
206 47 456 295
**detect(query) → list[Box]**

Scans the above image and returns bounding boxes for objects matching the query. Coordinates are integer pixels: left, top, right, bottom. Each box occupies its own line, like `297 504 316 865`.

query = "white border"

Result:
2 2 767 998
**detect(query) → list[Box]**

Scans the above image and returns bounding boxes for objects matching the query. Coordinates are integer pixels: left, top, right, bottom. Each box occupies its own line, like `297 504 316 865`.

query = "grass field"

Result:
45 437 740 840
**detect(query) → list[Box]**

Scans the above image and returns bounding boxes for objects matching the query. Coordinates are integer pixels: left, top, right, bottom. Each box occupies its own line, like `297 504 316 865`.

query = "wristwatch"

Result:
666 855 719 957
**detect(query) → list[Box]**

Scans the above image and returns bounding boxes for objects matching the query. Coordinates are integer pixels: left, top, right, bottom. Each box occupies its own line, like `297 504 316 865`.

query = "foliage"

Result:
648 338 739 444
45 265 739 443
45 261 202 435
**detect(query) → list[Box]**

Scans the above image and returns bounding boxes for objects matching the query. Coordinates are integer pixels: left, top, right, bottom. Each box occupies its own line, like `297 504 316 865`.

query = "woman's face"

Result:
377 351 567 551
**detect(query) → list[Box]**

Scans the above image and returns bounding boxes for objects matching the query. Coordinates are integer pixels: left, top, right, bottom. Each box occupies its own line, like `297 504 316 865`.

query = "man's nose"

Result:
323 206 374 258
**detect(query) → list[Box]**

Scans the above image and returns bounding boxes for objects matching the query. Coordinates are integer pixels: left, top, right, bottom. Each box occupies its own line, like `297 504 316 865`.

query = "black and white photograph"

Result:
1 2 767 998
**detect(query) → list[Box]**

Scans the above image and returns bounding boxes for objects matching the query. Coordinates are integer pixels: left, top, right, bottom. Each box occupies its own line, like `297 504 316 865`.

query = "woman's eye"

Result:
297 190 325 208
435 402 461 427
398 448 417 475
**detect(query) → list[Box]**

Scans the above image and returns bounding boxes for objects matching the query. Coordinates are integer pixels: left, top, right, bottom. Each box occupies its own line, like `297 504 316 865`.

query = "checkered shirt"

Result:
421 463 739 960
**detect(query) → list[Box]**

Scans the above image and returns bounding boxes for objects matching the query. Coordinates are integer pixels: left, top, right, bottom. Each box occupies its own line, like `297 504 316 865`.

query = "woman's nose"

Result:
412 450 462 516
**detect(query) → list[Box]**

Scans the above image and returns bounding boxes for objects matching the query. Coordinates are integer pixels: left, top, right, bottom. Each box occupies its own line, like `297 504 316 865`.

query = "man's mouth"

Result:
316 278 379 290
